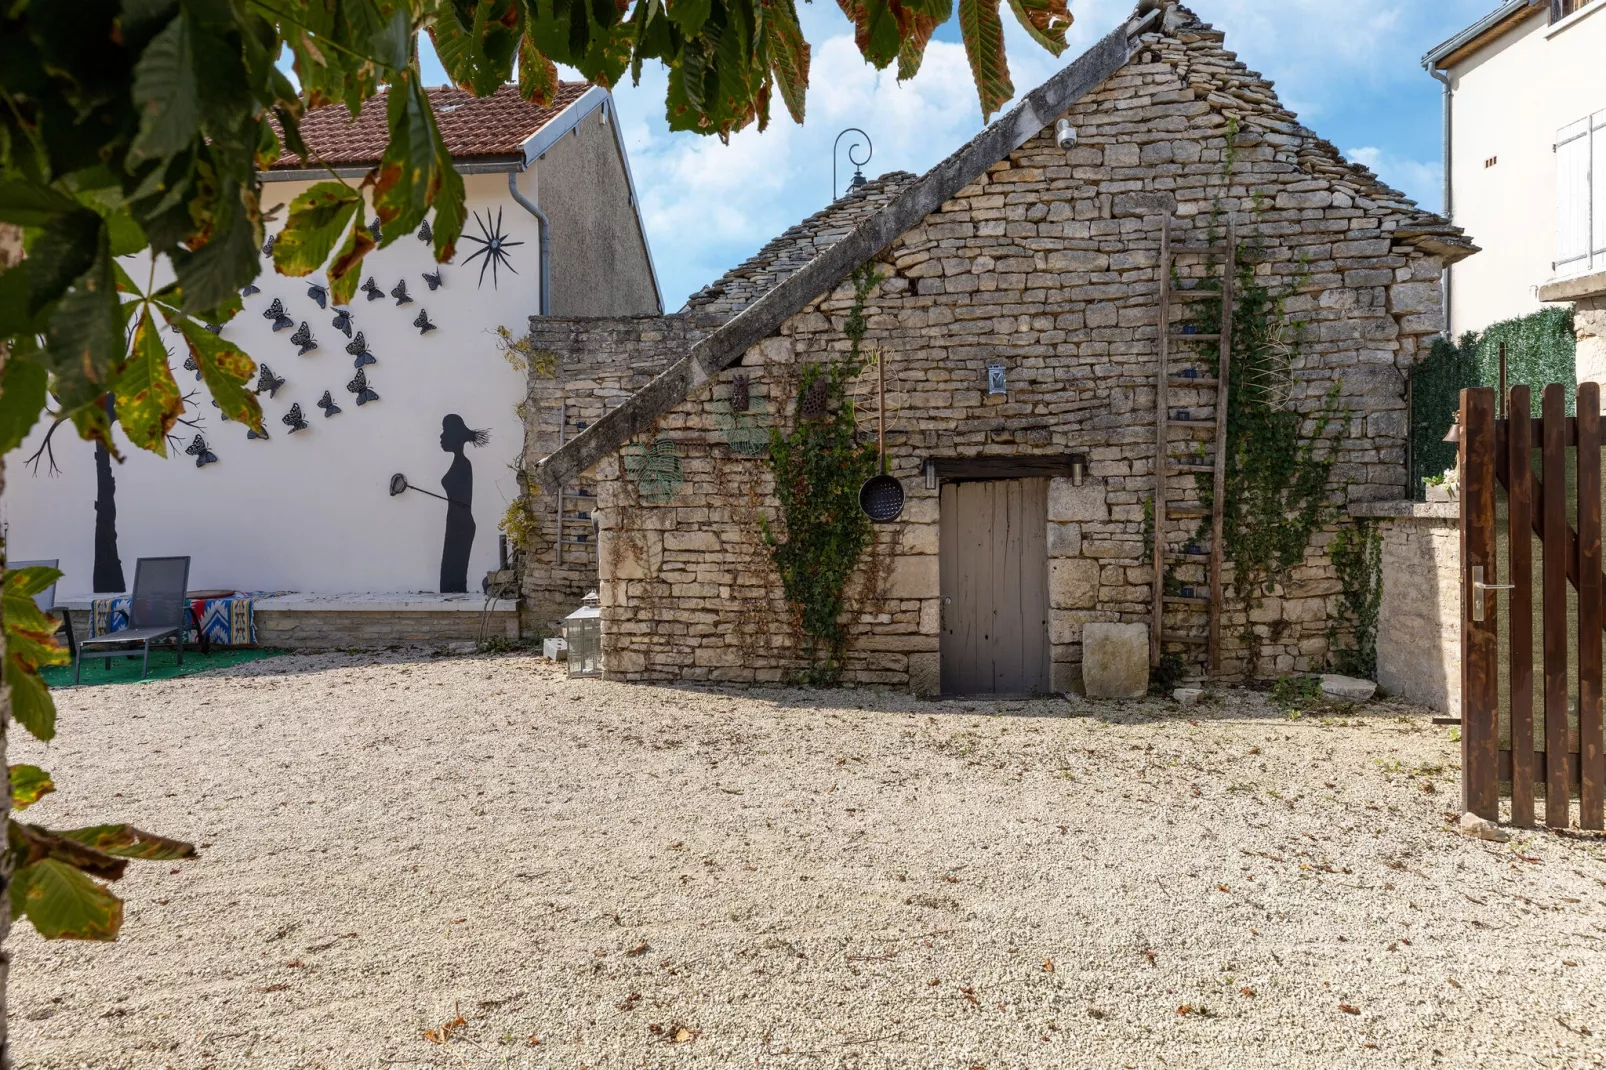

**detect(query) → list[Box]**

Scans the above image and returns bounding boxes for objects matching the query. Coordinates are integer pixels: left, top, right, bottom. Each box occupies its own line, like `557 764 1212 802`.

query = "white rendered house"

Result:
4 83 660 644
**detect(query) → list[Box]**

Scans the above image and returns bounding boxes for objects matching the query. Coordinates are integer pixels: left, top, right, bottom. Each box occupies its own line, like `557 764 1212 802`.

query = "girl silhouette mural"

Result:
438 415 489 593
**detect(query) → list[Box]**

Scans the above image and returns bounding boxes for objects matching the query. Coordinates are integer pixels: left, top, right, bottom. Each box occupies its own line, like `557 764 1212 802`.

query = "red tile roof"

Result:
271 82 592 169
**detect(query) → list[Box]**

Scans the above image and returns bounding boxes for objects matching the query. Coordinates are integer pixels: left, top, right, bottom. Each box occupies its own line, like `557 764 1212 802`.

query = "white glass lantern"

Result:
564 591 603 677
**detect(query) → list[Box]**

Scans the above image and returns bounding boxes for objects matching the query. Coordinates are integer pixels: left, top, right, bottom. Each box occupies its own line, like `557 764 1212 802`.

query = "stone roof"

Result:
272 82 591 168
682 171 922 317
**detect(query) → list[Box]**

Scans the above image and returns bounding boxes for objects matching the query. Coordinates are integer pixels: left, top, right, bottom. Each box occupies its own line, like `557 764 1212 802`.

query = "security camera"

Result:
1055 118 1078 151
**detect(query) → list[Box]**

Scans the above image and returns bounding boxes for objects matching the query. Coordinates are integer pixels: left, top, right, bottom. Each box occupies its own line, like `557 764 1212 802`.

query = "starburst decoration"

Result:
461 207 523 289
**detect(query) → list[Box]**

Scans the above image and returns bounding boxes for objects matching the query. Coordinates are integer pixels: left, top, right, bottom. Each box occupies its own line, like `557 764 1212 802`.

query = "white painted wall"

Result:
1446 3 1606 336
3 169 542 596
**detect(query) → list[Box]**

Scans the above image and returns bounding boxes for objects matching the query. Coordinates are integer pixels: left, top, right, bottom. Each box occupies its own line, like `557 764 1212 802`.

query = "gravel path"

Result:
11 653 1606 1069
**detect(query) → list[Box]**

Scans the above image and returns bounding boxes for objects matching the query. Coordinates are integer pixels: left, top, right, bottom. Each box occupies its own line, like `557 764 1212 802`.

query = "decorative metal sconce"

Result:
1068 453 1088 487
731 374 750 413
924 459 938 491
987 363 1007 396
833 128 872 200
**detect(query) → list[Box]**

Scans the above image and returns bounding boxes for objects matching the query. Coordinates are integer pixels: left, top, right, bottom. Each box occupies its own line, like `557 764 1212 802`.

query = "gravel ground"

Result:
11 653 1606 1069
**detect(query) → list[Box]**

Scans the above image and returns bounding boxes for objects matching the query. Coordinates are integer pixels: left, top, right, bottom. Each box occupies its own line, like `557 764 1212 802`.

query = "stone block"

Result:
1050 559 1100 610
908 652 941 697
1049 478 1109 522
886 555 939 599
1048 522 1083 557
1082 623 1149 699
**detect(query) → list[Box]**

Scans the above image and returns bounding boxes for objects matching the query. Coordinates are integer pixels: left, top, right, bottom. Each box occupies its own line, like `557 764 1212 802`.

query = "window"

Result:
1552 0 1599 22
1555 111 1606 277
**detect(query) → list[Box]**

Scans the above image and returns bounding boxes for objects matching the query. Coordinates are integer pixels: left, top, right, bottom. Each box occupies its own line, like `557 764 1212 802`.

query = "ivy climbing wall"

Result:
522 9 1462 689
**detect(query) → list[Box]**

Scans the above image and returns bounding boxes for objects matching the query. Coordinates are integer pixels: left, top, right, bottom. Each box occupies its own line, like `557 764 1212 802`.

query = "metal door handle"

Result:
1470 565 1514 622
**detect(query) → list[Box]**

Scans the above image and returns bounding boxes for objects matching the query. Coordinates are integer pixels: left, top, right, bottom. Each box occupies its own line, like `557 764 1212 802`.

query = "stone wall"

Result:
528 14 1456 691
63 605 518 652
1354 501 1462 713
519 314 720 626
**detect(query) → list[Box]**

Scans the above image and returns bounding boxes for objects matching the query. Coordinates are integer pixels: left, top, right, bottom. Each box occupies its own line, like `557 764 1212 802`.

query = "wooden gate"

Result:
1461 383 1606 828
938 478 1051 696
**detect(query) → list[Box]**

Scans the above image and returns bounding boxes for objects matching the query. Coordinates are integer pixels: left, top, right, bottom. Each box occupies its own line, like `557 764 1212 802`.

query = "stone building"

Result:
523 2 1476 693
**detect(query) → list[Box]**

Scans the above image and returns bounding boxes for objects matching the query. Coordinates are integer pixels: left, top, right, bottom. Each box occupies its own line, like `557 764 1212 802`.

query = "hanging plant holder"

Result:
799 375 830 421
731 374 750 413
622 436 685 504
858 350 904 523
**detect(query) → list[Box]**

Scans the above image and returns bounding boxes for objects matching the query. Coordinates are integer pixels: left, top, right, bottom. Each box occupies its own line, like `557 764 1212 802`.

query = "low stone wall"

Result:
1352 500 1460 712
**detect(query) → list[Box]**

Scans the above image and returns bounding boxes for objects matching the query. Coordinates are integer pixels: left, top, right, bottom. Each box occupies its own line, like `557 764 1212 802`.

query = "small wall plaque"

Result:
986 363 1007 396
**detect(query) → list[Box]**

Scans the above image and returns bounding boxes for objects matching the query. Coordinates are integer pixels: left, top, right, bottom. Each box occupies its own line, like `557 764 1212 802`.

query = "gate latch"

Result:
1470 565 1515 623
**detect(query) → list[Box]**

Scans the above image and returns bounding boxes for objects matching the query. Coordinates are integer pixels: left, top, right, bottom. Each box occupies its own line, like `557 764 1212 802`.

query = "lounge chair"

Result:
8 558 76 659
73 556 190 683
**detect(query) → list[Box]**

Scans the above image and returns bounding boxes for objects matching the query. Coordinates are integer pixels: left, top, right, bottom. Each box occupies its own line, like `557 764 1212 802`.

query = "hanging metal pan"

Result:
859 349 905 523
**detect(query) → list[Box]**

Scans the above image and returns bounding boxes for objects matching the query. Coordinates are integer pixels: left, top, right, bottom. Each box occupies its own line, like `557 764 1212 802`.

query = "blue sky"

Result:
415 0 1497 309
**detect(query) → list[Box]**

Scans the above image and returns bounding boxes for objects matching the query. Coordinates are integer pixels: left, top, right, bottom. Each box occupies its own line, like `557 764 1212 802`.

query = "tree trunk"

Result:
0 219 24 1066
92 395 124 593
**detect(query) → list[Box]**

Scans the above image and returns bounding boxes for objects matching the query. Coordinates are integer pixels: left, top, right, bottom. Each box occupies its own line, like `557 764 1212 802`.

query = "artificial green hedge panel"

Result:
1410 307 1576 497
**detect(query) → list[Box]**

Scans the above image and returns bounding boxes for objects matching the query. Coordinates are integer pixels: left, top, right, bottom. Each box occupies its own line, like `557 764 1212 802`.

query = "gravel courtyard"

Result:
11 653 1606 1069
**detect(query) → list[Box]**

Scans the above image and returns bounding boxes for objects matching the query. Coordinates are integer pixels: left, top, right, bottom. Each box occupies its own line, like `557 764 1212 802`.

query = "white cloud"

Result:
1345 145 1444 213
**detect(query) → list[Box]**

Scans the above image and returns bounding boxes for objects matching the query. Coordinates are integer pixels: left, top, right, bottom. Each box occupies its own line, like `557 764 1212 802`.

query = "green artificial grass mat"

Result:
43 646 284 688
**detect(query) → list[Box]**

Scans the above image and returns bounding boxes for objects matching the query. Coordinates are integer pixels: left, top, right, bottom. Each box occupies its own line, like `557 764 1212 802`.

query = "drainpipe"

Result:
507 169 552 316
1428 65 1454 339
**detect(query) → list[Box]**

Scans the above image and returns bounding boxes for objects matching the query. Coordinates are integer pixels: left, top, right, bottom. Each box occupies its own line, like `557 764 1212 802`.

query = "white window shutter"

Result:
1557 116 1591 275
1594 110 1606 273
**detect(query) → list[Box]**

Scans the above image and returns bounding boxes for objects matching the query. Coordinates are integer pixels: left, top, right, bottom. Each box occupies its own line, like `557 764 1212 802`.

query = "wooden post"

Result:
556 396 567 566
1507 386 1536 827
1542 384 1570 827
1578 381 1604 830
1207 218 1236 675
1461 387 1499 820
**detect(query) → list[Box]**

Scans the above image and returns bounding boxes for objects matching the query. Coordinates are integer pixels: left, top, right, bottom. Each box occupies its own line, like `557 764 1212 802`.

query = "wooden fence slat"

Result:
1508 387 1536 827
1461 388 1500 821
1579 382 1605 830
1542 384 1572 828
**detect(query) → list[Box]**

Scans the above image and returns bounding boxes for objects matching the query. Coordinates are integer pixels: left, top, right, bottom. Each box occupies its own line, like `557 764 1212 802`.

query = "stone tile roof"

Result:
682 172 922 316
271 82 591 169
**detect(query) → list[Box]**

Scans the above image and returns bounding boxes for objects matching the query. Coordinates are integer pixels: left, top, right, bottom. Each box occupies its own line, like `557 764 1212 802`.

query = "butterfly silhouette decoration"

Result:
317 390 342 418
282 403 310 433
261 233 277 258
413 309 436 335
368 217 383 243
263 298 293 332
461 207 523 289
307 283 328 309
346 332 376 368
241 283 261 297
361 277 384 302
290 321 318 355
391 279 412 305
247 424 270 440
331 308 353 338
346 368 379 406
204 323 222 335
422 270 443 291
417 219 433 243
255 364 285 397
182 353 201 381
186 434 218 467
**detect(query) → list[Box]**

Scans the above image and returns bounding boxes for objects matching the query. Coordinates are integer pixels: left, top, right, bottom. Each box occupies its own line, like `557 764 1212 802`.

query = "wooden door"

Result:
939 478 1051 695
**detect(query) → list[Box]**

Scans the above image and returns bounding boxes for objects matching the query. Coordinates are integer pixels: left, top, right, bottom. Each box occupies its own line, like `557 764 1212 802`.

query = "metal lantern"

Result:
564 591 603 677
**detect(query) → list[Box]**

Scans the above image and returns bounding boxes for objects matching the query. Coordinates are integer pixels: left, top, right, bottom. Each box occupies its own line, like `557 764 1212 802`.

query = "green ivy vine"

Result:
1328 518 1383 679
761 266 883 685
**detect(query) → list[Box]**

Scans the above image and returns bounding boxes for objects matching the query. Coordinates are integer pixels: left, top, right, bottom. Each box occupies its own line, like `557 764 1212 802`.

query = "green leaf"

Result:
7 671 58 746
957 0 1012 120
11 859 124 942
2 563 65 744
175 317 261 430
0 261 40 337
0 179 80 227
895 0 948 80
129 14 201 163
761 0 811 124
370 76 436 243
0 356 48 455
44 233 120 397
114 308 184 454
273 181 363 277
430 148 467 264
517 36 559 105
327 217 376 306
432 0 523 96
1004 0 1069 56
55 825 197 862
9 766 55 811
28 209 103 315
171 190 259 313
668 0 712 36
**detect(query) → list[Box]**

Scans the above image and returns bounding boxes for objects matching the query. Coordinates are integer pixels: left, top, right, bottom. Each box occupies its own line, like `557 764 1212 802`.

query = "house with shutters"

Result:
4 82 660 649
1424 0 1606 380
519 1 1476 695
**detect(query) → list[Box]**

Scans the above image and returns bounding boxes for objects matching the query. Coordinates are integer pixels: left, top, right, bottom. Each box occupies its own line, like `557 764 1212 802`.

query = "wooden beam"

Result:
929 454 1087 481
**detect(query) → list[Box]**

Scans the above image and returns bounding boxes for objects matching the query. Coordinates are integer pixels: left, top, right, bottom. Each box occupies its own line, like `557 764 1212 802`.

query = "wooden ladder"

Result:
1151 215 1236 676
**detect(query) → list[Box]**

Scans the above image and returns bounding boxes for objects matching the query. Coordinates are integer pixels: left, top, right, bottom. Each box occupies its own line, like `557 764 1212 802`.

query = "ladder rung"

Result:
1172 290 1221 301
1169 377 1220 389
1162 632 1210 644
1168 419 1217 429
1168 552 1212 562
1169 463 1215 474
1166 507 1209 519
1170 243 1224 252
1164 596 1211 606
1171 332 1221 342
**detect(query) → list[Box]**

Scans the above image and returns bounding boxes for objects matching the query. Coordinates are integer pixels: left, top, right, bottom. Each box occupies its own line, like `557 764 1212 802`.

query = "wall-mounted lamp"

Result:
987 364 1007 396
924 459 938 490
1068 453 1088 487
1055 118 1078 152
